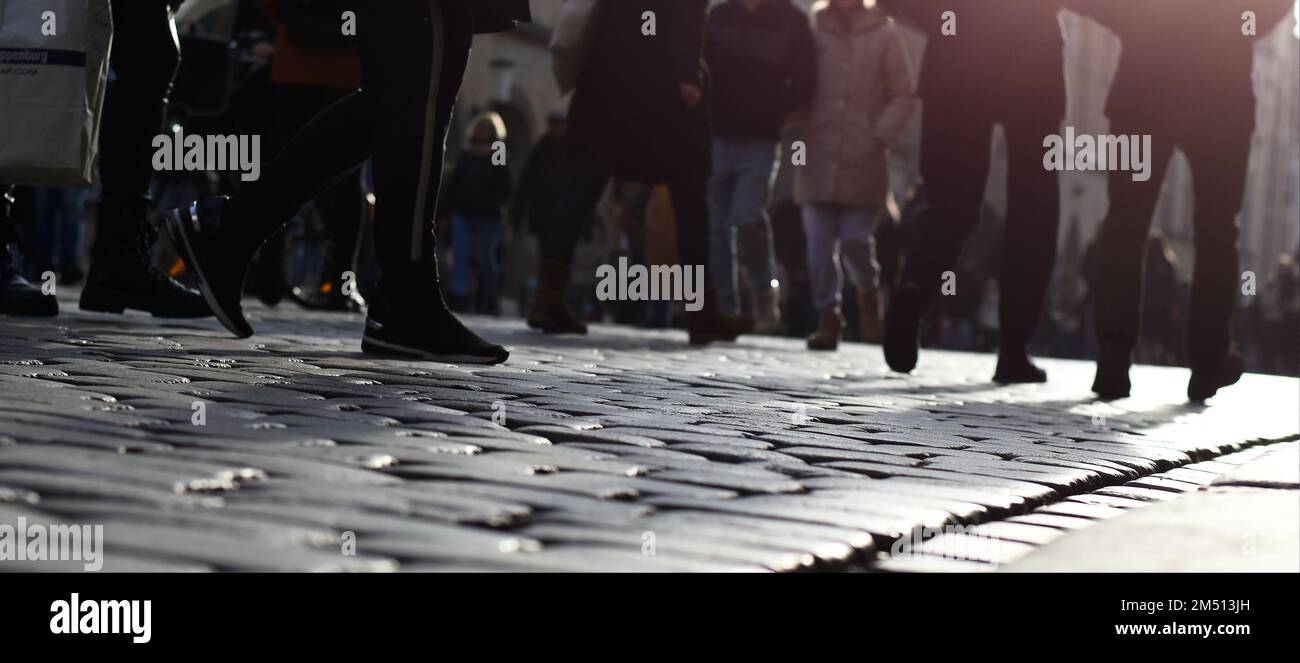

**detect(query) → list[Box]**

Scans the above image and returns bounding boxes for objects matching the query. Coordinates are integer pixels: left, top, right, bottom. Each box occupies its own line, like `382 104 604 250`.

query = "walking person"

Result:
446 112 512 315
1 0 209 319
525 0 753 345
1081 0 1295 401
163 0 530 364
879 0 1066 383
796 0 916 351
704 0 816 333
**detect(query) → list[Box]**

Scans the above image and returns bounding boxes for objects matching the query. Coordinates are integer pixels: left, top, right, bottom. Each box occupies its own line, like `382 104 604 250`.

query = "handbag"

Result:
0 0 113 187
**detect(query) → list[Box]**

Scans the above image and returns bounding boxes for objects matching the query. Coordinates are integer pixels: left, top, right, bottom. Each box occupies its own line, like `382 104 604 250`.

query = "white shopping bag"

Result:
0 0 113 187
550 0 601 95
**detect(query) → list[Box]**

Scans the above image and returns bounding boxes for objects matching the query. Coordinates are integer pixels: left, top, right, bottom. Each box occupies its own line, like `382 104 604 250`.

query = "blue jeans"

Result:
801 203 880 313
26 187 85 277
707 137 777 312
450 215 502 303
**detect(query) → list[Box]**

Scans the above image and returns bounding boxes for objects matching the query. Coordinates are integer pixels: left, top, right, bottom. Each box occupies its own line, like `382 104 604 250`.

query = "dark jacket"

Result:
472 0 531 34
1069 0 1293 126
566 0 711 183
705 0 816 141
879 0 1065 113
446 151 513 221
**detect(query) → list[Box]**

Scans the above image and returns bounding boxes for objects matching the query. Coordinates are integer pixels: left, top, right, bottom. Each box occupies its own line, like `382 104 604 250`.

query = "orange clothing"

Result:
258 0 362 89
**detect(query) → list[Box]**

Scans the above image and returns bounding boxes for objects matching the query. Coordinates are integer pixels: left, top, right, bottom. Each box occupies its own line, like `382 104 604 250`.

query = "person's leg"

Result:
732 140 780 332
0 185 58 316
838 206 883 343
885 99 993 372
1092 117 1173 398
1183 111 1253 400
27 188 58 279
802 203 845 350
528 159 608 334
81 0 207 317
449 215 474 302
670 157 754 345
475 221 503 313
707 138 740 312
57 188 85 281
994 109 1062 383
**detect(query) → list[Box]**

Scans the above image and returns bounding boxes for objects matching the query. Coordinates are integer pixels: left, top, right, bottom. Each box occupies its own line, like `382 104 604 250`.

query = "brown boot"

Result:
858 288 883 344
688 288 754 345
526 259 588 335
807 309 844 351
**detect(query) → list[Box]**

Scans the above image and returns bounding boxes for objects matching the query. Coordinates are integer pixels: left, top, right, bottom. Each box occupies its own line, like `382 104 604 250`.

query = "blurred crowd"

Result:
1 0 1296 383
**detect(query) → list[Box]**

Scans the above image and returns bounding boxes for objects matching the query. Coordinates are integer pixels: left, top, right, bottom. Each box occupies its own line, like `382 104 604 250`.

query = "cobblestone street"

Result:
1 290 1296 572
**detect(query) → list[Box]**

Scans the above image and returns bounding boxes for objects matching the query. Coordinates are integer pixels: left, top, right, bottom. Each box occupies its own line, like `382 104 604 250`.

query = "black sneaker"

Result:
1188 351 1245 403
883 284 925 374
993 348 1048 384
162 197 256 337
362 299 508 365
288 283 366 312
79 200 211 319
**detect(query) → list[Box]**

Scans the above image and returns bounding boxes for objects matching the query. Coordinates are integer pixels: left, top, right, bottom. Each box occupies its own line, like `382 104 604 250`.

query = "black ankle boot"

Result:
883 283 925 373
80 196 211 318
1188 350 1245 403
163 197 260 337
0 189 57 317
993 347 1048 384
1092 341 1133 400
361 289 508 365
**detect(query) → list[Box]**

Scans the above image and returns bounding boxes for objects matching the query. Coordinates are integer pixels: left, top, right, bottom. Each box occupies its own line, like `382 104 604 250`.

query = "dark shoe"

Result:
162 197 256 337
1091 341 1133 400
993 348 1048 384
526 258 587 334
0 248 58 317
806 309 843 351
80 198 211 319
858 288 883 344
361 298 508 365
687 287 754 346
1188 350 1245 403
288 283 366 312
884 284 925 373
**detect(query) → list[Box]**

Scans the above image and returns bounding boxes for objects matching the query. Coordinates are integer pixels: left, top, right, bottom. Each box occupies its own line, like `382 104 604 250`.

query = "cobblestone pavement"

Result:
1 291 1296 572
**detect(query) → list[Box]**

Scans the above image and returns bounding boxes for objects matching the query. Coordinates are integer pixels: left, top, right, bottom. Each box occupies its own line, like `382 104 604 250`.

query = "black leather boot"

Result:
80 196 210 318
0 187 57 317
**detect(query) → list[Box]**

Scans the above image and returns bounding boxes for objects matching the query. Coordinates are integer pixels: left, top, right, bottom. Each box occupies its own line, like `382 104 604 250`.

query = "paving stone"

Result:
1 294 1294 572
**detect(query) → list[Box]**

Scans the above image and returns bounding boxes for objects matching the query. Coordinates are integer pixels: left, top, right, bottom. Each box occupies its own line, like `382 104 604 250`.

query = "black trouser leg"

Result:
1183 114 1252 372
539 160 609 264
1093 120 1175 353
998 111 1062 352
666 167 710 273
901 99 992 302
97 0 179 233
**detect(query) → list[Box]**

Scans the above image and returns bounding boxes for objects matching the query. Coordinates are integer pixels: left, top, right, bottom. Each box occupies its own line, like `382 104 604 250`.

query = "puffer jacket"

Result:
794 3 917 208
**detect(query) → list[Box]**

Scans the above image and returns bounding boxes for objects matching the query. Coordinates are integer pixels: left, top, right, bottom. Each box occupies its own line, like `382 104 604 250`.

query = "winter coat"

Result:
446 150 512 221
565 0 711 184
705 0 817 142
794 4 917 208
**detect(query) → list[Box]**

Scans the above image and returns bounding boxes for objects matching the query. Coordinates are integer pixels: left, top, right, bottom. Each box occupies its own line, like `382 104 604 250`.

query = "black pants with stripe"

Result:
230 0 474 305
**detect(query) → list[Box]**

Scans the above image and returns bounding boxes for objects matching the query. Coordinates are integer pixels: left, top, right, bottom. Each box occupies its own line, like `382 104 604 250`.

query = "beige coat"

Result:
794 3 917 208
